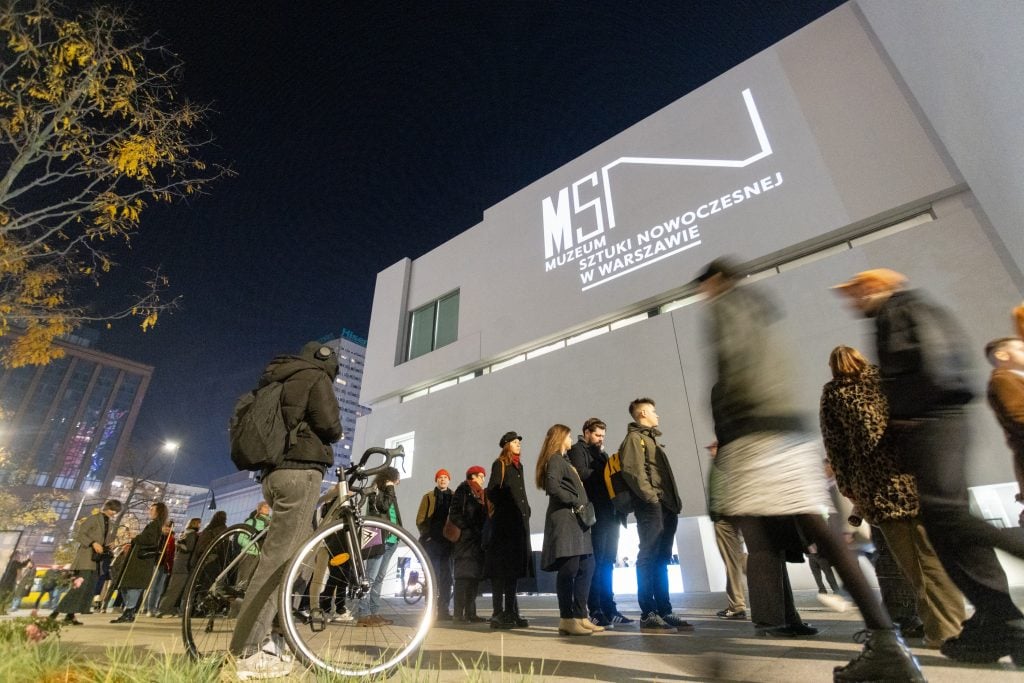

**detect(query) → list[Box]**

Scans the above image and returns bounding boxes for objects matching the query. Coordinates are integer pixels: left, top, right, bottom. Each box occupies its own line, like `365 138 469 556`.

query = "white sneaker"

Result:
235 650 293 680
261 633 295 663
816 592 852 613
329 610 354 623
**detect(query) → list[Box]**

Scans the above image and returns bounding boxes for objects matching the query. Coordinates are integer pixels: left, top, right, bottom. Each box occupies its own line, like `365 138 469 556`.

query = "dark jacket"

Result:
874 289 974 419
540 454 593 571
366 483 403 543
707 284 805 446
567 436 616 521
118 519 163 590
415 487 453 548
449 480 487 580
171 529 198 575
819 365 919 523
618 423 681 513
192 518 228 570
483 457 534 579
261 341 343 471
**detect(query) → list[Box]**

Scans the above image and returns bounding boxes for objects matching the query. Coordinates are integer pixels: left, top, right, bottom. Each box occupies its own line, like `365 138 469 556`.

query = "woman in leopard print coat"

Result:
820 345 965 646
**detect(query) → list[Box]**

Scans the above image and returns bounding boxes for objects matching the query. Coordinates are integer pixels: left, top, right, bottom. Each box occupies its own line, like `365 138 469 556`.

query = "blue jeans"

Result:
146 568 169 613
122 588 143 610
358 542 398 616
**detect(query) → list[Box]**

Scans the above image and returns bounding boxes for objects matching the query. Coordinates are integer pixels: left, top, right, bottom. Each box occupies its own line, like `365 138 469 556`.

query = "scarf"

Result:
468 477 485 504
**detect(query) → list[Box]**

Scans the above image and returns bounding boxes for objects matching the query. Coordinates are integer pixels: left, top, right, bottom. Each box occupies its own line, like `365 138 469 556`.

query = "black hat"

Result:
694 257 741 284
499 431 523 448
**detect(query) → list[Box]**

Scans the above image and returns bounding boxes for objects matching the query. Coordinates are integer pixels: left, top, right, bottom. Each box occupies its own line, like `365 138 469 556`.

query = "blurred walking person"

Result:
699 258 922 682
820 344 965 646
835 269 1024 666
537 424 601 636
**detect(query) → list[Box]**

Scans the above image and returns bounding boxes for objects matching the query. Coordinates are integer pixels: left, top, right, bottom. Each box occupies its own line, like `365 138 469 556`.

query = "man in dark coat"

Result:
568 417 629 627
229 342 343 679
836 269 1024 665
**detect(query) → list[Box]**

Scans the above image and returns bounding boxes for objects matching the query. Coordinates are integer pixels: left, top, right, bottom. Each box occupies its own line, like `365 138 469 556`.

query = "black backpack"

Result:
229 381 299 471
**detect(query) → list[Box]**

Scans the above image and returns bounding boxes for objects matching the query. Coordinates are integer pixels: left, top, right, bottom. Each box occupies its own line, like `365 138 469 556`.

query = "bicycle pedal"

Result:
329 552 350 566
309 609 327 633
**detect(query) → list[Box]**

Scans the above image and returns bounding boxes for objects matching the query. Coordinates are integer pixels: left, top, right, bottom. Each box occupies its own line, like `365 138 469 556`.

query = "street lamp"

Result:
68 486 98 540
159 440 180 502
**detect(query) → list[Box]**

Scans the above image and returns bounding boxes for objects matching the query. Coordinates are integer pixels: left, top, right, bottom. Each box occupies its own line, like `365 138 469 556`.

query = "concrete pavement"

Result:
17 589 1024 681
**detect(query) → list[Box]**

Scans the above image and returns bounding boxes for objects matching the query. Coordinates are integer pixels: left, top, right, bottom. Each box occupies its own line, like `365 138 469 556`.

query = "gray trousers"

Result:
230 468 322 656
714 519 747 611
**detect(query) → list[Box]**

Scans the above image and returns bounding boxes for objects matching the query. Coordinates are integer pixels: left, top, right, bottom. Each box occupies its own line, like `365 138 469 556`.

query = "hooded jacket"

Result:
261 341 343 471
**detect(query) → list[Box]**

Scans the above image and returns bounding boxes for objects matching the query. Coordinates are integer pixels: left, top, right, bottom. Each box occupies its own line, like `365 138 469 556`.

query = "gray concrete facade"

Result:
354 1 1024 586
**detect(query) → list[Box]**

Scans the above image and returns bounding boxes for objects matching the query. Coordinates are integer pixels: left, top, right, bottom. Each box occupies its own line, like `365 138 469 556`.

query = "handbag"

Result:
442 517 461 543
573 501 597 529
137 547 159 560
91 549 112 563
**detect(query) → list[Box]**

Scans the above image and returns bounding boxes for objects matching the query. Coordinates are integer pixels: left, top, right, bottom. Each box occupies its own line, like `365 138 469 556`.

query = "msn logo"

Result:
541 88 773 260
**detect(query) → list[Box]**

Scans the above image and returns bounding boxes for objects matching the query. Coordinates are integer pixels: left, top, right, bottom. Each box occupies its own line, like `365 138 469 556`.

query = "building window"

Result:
406 291 459 361
384 432 415 479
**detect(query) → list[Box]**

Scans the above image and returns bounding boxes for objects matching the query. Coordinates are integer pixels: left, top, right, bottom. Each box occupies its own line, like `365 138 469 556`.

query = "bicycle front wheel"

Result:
280 518 435 677
181 523 261 659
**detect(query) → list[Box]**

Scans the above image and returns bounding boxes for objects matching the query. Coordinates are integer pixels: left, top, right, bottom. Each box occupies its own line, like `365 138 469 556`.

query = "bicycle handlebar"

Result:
344 446 405 487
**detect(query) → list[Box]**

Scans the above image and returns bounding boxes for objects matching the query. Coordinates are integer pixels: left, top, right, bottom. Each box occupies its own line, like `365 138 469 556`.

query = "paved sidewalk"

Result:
16 589 1024 681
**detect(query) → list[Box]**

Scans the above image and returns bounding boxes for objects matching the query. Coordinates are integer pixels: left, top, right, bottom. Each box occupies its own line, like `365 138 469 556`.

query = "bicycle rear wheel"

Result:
280 518 435 677
181 523 261 659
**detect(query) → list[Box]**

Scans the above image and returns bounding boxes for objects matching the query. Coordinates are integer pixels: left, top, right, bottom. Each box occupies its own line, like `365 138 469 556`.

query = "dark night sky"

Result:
93 1 844 485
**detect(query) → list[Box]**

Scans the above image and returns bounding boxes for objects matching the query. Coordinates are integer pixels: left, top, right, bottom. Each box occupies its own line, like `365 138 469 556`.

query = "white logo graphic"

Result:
541 89 784 291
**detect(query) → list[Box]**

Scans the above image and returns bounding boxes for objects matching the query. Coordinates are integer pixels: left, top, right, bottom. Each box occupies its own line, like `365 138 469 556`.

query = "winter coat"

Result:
260 341 343 471
567 437 617 521
449 480 487 580
540 454 593 571
483 457 534 579
71 511 115 572
192 519 227 569
706 284 805 447
117 520 163 590
415 487 453 550
618 423 681 513
874 289 974 419
171 529 198 575
819 365 919 523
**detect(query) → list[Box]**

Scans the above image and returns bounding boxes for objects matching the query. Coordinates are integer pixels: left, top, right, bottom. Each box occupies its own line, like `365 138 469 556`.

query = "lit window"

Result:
406 291 459 361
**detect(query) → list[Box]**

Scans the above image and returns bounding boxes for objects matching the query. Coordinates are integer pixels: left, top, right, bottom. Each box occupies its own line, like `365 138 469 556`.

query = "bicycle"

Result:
181 446 436 677
402 568 424 605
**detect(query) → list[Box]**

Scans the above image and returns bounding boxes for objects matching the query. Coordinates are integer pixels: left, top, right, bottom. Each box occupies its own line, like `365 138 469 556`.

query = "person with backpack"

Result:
416 469 454 620
618 398 692 634
228 342 342 681
567 417 630 628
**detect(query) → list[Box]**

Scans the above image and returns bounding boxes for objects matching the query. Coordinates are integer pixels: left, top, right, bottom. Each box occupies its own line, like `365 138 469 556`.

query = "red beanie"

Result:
465 465 486 479
434 469 451 481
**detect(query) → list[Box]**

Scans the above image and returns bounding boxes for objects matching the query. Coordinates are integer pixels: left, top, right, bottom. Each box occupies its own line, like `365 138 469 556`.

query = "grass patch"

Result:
0 635 544 682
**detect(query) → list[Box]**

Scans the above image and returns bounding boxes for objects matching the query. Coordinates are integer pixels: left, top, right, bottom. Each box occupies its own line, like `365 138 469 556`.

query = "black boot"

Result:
833 629 924 682
110 608 136 624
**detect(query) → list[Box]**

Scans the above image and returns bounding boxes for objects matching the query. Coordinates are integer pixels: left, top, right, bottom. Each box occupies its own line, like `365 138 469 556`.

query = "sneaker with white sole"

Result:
235 650 293 680
329 610 354 623
639 613 676 633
